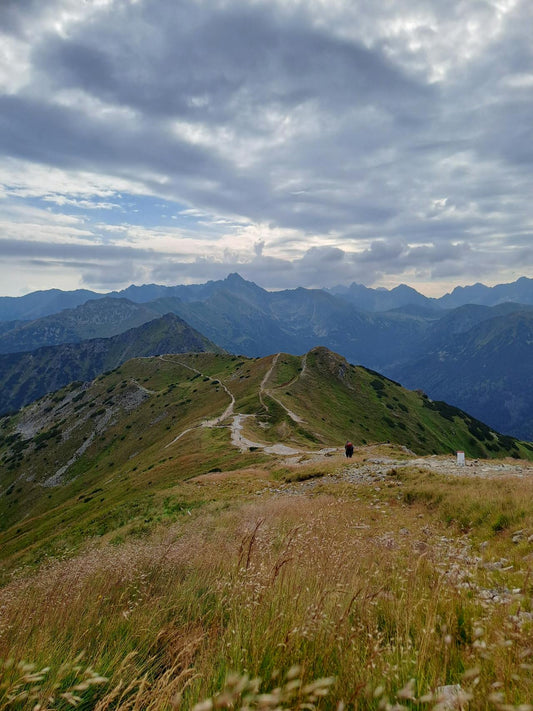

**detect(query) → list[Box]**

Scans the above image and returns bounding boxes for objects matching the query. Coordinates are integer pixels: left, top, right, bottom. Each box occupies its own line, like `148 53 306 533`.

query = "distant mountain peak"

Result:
392 284 419 294
225 272 247 282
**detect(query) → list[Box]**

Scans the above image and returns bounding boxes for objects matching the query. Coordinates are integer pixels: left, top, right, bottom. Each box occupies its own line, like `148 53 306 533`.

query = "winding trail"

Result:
159 353 318 457
230 413 300 455
300 352 308 378
130 378 158 395
258 353 279 411
160 356 235 449
164 425 197 448
258 352 305 424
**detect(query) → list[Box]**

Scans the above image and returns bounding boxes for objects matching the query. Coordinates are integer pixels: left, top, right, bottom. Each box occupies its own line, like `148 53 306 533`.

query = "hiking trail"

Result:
161 354 309 456
258 352 305 424
160 356 235 449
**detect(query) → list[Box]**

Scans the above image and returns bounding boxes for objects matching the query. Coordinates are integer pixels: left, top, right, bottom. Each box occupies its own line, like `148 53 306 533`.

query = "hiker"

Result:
344 441 354 458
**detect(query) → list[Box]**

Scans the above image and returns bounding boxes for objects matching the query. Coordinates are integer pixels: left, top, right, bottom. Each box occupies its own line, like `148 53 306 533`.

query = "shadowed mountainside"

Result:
388 311 533 441
0 313 221 414
0 297 164 354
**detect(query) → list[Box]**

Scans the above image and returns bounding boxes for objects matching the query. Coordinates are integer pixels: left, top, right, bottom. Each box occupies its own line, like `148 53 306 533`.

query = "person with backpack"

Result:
344 441 354 458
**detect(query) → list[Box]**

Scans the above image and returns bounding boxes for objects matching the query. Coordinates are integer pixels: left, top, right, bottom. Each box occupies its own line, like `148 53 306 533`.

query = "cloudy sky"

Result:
0 0 532 297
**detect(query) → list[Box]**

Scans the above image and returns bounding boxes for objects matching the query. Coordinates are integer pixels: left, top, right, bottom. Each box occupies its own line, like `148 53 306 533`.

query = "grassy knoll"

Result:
276 348 533 459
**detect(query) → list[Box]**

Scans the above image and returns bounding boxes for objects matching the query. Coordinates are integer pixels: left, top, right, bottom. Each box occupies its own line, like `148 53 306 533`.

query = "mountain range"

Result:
0 274 532 439
0 298 164 354
2 274 533 322
388 310 533 440
0 274 431 365
0 314 220 415
328 275 533 311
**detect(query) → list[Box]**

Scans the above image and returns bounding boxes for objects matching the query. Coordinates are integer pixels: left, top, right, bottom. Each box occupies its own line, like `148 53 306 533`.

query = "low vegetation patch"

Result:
0 470 532 709
398 467 533 541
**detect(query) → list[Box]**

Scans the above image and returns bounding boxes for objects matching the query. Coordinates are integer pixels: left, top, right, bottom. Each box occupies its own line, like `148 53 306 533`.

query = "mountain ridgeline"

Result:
0 274 532 439
2 274 533 322
1 347 531 554
0 314 221 414
0 298 164 354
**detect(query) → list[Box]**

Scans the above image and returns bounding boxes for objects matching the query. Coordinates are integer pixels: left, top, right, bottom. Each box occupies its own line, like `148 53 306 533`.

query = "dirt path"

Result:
258 353 279 411
159 354 236 420
277 451 533 492
259 352 304 424
299 352 308 378
164 425 197 449
230 413 300 455
161 356 235 449
161 354 307 455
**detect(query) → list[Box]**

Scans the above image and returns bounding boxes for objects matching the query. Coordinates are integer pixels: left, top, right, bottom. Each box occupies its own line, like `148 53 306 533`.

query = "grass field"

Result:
1 455 532 710
0 349 532 709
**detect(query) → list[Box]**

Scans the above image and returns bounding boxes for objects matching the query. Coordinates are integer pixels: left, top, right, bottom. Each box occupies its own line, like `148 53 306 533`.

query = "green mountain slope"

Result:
390 311 533 440
1 276 532 441
1 346 530 570
0 313 220 414
0 297 162 354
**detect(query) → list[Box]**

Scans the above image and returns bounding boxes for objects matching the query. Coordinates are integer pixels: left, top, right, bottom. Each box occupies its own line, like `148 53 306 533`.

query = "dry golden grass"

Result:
1 466 532 710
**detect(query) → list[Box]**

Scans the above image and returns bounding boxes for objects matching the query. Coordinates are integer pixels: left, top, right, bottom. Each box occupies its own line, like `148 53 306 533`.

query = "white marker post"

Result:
456 451 465 466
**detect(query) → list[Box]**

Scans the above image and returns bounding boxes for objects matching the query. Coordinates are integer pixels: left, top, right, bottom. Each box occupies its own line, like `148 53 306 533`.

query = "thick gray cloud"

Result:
0 0 532 295
0 238 157 261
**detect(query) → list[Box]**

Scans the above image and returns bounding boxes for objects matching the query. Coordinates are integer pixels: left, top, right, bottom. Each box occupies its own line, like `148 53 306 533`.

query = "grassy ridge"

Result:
1 348 531 572
0 313 221 415
267 348 532 459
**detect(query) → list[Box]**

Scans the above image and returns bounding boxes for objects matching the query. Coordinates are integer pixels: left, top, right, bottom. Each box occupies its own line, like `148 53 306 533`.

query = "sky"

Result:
0 0 532 297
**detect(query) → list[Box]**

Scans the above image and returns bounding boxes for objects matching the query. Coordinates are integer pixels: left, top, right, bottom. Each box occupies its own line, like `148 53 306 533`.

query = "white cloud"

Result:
0 158 146 201
0 0 532 295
